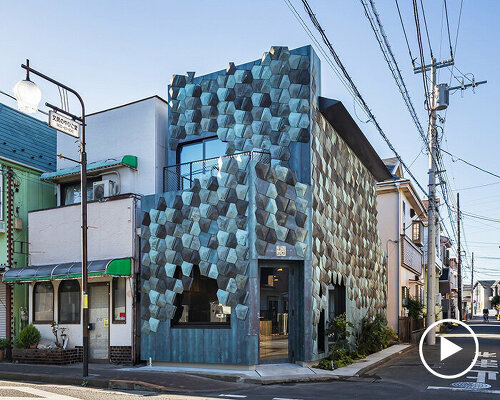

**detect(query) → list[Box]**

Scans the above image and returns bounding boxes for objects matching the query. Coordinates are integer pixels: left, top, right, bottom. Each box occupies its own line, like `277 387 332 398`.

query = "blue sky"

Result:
0 0 498 280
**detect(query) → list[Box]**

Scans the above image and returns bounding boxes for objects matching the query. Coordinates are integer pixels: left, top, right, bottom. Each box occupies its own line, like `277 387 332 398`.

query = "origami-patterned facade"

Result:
140 45 389 365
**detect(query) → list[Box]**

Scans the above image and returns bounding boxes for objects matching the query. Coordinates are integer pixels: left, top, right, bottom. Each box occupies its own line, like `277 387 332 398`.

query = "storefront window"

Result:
33 282 54 323
58 280 80 324
172 266 230 326
112 278 126 323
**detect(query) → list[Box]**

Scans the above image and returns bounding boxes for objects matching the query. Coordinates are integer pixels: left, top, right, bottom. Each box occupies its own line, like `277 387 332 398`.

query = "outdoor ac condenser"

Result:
93 180 116 201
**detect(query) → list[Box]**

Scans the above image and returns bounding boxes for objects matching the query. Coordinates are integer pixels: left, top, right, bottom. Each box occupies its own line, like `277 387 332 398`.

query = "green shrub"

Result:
15 324 41 349
0 338 10 350
356 314 399 355
314 359 333 370
406 297 424 319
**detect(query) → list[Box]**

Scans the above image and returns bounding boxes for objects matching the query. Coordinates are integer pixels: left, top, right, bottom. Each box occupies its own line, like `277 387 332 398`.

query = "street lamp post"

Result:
14 60 89 377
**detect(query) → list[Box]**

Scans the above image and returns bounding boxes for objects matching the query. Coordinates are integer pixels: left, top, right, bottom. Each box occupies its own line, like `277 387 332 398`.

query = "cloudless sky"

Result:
0 0 498 280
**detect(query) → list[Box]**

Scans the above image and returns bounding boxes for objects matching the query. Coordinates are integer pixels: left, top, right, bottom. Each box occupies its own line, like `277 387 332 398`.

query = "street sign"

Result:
49 111 79 138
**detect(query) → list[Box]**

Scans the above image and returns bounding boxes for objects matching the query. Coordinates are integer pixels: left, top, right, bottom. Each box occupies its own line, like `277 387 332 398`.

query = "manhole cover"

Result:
451 382 491 389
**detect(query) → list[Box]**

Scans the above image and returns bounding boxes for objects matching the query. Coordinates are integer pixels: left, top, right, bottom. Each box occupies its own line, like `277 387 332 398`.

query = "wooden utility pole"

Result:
457 193 462 321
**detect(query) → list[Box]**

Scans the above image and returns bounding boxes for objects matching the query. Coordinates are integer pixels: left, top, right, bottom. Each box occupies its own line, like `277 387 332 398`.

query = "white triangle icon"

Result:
440 337 463 361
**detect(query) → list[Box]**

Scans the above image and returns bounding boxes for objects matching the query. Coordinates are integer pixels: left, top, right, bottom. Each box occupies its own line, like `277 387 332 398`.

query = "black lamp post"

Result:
14 60 89 377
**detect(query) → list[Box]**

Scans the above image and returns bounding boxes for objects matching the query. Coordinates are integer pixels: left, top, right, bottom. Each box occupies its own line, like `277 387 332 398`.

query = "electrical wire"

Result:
441 148 500 179
443 0 453 59
395 0 416 66
419 0 434 58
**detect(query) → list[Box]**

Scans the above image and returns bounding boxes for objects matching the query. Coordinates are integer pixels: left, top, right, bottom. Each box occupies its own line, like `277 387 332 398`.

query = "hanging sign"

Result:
49 111 79 138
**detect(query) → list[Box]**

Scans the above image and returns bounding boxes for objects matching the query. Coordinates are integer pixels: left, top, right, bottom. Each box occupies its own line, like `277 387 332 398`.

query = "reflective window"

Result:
58 280 80 324
33 282 54 323
61 179 98 205
172 266 231 326
112 278 126 323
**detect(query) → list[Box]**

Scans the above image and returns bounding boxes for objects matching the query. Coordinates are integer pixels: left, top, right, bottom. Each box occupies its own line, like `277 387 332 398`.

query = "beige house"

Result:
376 158 426 333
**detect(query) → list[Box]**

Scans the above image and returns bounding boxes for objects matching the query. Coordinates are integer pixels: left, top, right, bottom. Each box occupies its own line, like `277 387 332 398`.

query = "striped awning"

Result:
2 258 131 283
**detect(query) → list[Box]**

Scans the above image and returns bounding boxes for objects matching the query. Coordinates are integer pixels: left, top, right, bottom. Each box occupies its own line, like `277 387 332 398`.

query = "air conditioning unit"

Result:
93 180 116 201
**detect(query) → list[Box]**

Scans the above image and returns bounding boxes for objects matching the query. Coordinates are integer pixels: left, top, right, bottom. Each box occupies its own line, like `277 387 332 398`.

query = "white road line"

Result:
272 397 305 400
427 386 500 395
218 395 247 399
0 385 79 399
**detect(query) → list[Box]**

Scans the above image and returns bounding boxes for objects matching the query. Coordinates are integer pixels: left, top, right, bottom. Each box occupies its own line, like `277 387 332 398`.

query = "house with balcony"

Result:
0 101 56 349
376 157 426 335
473 280 500 315
3 96 168 364
421 199 444 321
439 240 458 320
140 45 391 366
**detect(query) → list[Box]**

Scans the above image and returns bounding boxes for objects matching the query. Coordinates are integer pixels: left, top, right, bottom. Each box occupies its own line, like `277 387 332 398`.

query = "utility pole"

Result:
424 58 438 345
413 54 486 342
457 193 462 321
471 252 474 317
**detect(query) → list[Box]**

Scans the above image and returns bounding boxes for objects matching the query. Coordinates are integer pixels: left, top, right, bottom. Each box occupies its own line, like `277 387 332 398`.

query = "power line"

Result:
443 0 453 59
452 181 500 191
460 210 500 224
418 0 433 58
395 0 416 66
441 148 500 179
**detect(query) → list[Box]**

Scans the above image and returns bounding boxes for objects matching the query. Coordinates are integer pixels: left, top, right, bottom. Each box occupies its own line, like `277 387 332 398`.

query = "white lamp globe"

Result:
13 79 41 114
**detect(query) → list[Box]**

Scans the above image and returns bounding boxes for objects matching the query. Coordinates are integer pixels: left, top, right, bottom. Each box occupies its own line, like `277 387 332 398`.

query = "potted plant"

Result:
15 324 41 349
0 338 10 361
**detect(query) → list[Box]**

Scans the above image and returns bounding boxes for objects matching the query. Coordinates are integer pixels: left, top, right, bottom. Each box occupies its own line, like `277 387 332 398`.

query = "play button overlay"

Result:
419 318 479 379
440 336 462 361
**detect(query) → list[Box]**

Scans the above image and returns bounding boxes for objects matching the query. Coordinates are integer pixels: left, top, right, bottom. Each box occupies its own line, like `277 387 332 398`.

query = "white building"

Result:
3 96 168 364
473 280 500 316
376 158 426 333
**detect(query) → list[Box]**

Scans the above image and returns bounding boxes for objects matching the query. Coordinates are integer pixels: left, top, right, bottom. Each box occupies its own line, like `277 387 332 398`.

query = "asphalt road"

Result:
0 318 498 400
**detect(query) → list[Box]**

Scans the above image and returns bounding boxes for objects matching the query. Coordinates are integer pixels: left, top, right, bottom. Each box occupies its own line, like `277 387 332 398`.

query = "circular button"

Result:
419 318 479 379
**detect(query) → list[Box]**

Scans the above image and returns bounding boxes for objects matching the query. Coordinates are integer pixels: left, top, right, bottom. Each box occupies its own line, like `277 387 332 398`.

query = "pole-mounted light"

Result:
13 60 41 114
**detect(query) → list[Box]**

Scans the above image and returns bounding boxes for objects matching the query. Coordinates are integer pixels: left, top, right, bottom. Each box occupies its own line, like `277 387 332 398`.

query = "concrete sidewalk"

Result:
0 344 413 390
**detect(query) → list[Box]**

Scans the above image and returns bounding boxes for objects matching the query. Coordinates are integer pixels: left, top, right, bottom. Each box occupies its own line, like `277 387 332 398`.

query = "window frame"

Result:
171 265 231 329
112 277 127 324
58 280 81 324
33 281 54 324
60 177 101 206
176 136 222 164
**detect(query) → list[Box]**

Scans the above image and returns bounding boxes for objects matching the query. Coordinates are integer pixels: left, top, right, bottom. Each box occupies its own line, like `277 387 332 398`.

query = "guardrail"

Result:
163 151 271 192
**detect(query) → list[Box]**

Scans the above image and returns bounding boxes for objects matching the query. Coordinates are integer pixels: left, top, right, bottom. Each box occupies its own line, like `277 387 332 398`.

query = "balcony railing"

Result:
401 234 423 275
163 151 271 192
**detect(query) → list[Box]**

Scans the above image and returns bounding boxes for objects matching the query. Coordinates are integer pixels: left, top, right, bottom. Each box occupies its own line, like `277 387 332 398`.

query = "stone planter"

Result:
12 348 82 365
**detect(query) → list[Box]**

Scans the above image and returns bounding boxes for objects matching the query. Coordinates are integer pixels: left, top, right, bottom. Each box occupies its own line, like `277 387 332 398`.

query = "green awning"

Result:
40 155 137 182
2 258 131 283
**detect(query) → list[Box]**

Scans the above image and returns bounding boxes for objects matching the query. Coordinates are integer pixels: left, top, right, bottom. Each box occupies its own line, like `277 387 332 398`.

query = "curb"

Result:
356 344 417 376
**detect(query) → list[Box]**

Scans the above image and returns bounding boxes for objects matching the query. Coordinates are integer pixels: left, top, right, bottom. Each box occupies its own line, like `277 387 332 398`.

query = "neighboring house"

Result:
462 283 472 318
438 237 454 318
0 102 56 343
376 157 426 333
3 96 168 364
421 199 444 321
473 280 500 315
439 252 458 320
140 45 391 366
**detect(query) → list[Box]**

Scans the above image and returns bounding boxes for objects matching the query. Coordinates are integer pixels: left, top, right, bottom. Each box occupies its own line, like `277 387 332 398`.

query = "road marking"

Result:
272 397 304 400
219 395 247 398
0 386 79 399
427 386 500 395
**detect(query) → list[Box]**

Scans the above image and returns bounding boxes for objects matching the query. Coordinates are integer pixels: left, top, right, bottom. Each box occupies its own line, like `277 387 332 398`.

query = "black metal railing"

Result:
163 151 271 192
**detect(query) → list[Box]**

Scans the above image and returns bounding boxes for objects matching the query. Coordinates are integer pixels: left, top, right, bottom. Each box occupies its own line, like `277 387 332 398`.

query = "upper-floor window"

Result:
61 178 100 205
178 136 226 165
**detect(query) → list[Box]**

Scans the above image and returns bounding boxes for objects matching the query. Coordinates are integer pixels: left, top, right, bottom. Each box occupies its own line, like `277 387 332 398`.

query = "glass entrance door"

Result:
259 266 289 362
